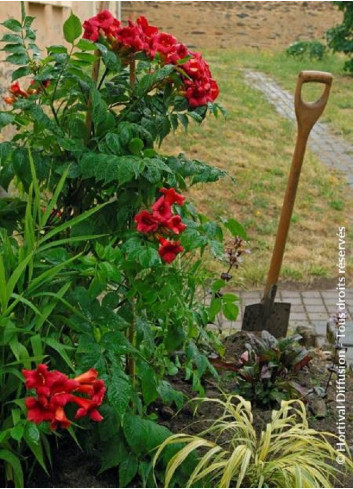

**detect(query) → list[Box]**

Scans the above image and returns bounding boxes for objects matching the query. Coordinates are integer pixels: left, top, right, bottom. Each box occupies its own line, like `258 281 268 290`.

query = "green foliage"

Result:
0 161 103 486
0 12 39 81
327 2 353 73
233 331 312 408
155 396 353 488
286 40 327 61
0 9 242 487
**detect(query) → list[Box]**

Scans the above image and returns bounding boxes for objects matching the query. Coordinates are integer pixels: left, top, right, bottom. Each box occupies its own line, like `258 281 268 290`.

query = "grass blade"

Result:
5 293 44 318
0 449 24 488
43 337 74 370
38 234 107 253
41 166 69 228
0 252 7 309
26 253 81 295
35 282 71 330
5 252 34 311
38 202 108 245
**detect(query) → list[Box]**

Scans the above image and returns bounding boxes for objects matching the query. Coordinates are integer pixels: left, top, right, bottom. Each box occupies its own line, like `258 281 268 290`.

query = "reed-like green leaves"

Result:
0 149 107 485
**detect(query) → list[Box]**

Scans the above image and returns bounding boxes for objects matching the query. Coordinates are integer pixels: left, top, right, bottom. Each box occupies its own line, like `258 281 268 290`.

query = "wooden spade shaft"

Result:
264 70 333 297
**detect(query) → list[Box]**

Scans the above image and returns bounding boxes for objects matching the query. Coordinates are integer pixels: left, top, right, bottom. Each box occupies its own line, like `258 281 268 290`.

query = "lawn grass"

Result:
162 49 353 289
219 49 353 144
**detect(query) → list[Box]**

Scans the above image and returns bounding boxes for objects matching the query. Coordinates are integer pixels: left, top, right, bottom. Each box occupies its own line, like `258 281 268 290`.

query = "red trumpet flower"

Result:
158 237 184 264
151 197 172 223
22 365 106 430
9 81 28 98
71 380 106 422
74 368 98 384
159 187 185 206
134 188 187 263
134 210 159 233
165 215 187 235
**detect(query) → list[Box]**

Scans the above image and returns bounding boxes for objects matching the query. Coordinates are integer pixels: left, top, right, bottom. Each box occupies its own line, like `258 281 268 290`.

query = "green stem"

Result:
97 67 109 90
41 84 60 127
126 299 136 387
85 50 102 144
129 59 136 89
0 343 5 404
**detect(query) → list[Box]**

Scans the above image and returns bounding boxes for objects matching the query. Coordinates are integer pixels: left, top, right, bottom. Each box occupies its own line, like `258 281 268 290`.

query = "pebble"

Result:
321 351 332 361
160 406 175 420
309 398 327 419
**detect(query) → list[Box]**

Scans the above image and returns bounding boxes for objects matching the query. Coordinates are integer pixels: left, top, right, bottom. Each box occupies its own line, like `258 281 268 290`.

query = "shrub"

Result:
155 396 353 488
327 2 353 73
286 40 327 60
0 7 244 486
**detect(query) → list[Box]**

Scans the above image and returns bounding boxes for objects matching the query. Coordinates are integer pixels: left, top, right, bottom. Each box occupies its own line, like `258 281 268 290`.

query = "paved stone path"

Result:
244 70 353 186
216 289 353 341
217 72 353 348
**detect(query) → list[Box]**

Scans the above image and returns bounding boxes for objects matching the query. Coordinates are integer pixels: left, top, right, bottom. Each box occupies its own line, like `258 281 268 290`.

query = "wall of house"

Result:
0 1 122 48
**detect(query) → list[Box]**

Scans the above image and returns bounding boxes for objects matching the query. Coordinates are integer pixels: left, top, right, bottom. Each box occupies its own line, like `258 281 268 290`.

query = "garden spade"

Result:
242 70 333 338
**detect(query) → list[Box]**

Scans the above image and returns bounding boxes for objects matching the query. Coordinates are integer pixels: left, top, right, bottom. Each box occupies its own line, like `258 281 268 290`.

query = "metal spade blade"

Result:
242 302 291 338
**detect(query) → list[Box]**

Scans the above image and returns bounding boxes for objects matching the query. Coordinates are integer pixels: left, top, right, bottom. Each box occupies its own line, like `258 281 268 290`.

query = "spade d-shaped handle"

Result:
264 71 333 297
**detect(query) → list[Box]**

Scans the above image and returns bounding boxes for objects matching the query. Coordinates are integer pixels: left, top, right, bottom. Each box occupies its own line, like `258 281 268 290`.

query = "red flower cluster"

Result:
82 11 218 107
134 187 186 264
3 80 50 105
83 10 121 42
182 53 220 107
22 364 105 430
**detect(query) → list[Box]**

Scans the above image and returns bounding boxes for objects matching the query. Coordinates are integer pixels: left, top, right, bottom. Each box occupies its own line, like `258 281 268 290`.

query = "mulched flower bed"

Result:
24 332 353 488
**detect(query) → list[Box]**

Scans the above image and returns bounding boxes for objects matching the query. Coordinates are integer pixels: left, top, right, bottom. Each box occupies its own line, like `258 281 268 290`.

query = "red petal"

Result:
36 386 51 397
74 368 98 384
71 395 93 410
89 409 104 422
27 405 53 424
53 406 71 429
74 384 94 396
51 392 73 407
75 407 87 419
25 396 38 408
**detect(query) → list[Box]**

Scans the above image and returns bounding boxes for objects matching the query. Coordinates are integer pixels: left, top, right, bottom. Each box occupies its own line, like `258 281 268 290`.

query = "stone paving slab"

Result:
218 289 353 335
302 298 325 305
244 70 353 187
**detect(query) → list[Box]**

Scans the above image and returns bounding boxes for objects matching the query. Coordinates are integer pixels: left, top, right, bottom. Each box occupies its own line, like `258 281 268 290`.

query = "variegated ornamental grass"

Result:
154 396 353 488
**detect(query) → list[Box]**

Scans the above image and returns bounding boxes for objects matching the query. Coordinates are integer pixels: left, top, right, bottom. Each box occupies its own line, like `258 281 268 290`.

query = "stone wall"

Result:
121 1 342 50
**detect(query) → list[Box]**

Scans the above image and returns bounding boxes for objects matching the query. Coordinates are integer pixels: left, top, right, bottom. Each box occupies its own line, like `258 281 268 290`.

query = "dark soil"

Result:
24 332 353 488
25 437 117 488
161 335 353 441
157 334 353 489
